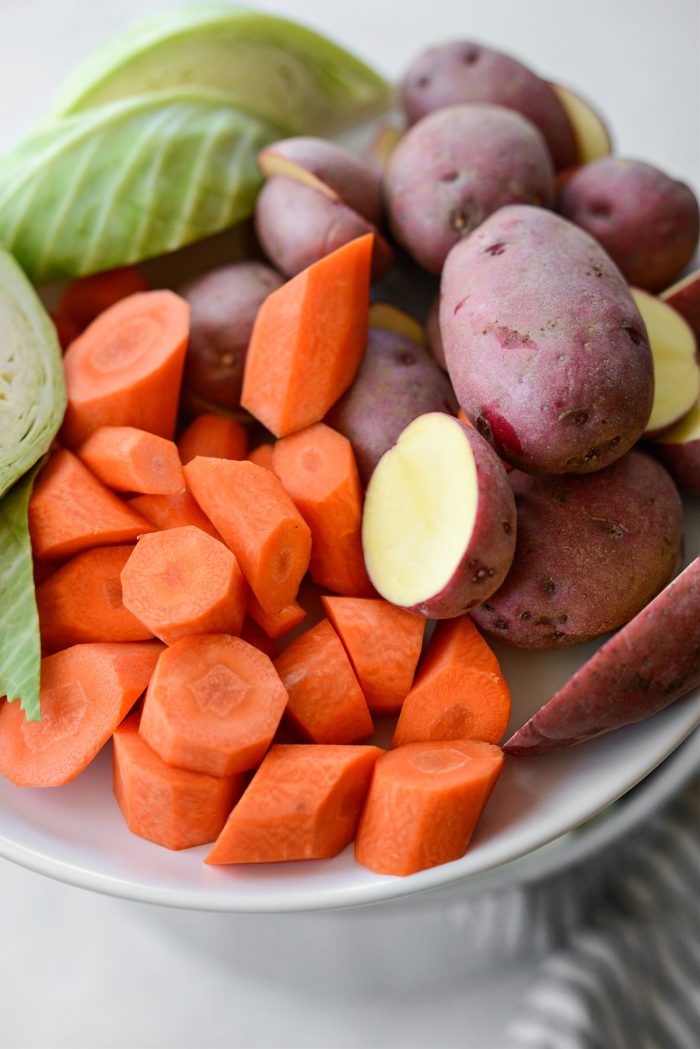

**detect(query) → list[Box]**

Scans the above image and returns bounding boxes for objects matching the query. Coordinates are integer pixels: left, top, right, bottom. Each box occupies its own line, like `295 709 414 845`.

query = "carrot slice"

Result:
113 713 244 851
273 422 374 596
51 310 81 352
247 592 306 640
206 743 382 864
78 426 185 495
61 290 189 447
139 634 288 777
184 457 312 616
240 618 279 659
241 235 372 436
248 444 275 471
59 266 150 332
0 641 163 787
120 525 248 645
178 414 248 465
29 449 155 561
354 740 504 876
37 545 153 652
127 491 222 540
274 619 373 744
322 596 424 716
392 618 511 747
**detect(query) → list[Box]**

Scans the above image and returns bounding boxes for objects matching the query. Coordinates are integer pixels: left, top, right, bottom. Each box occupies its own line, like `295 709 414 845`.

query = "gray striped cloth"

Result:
506 775 700 1049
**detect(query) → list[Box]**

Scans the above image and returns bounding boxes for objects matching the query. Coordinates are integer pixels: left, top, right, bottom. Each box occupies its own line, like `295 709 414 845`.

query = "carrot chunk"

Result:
355 740 504 876
59 266 150 333
78 426 185 495
240 618 279 659
274 619 373 744
139 634 288 777
273 423 374 596
113 714 244 851
206 744 382 864
29 449 155 561
178 414 248 465
127 491 222 540
241 235 372 436
0 641 163 787
61 290 189 447
392 618 511 747
322 596 424 716
248 444 275 471
37 546 153 652
247 592 306 640
120 526 248 645
184 457 312 616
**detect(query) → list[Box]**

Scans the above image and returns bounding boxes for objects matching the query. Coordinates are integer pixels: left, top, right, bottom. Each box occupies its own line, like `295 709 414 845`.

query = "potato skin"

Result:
383 104 554 274
399 41 577 170
471 452 683 649
425 293 447 370
652 441 700 497
504 557 700 754
328 328 457 485
440 205 654 474
557 158 700 291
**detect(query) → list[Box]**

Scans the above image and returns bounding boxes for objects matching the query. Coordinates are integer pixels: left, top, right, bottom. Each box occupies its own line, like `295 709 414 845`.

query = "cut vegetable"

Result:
247 593 306 640
660 268 700 339
127 490 222 540
248 444 275 471
178 414 248 465
549 83 612 164
368 301 427 347
59 267 150 333
362 413 516 617
652 399 700 496
239 618 279 659
206 743 382 864
78 426 185 494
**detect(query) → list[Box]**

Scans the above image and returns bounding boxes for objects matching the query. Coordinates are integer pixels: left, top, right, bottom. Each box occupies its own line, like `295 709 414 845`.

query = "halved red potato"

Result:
549 83 612 164
652 398 700 496
660 268 700 338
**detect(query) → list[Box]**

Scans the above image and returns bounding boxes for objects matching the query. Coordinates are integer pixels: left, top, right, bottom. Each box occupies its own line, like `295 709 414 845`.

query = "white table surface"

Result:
0 1 698 1046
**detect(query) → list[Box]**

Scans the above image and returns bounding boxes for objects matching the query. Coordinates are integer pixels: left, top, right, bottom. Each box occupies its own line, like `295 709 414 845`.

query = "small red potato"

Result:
362 412 516 618
365 123 404 177
549 84 612 165
425 293 446 370
399 41 576 170
661 268 700 339
505 557 700 754
383 104 555 274
471 451 683 649
652 399 700 496
557 158 700 291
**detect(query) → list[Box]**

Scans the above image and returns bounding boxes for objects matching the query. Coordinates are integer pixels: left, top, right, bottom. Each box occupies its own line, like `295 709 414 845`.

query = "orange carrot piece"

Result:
178 414 248 465
59 266 150 332
61 290 189 447
120 526 248 645
274 619 373 744
272 423 374 597
78 426 185 495
113 713 244 851
247 592 306 640
139 634 288 776
240 618 279 659
206 744 382 864
127 491 222 540
37 546 153 652
29 449 155 561
392 617 511 747
51 310 81 352
248 444 275 471
241 235 372 436
184 457 312 617
0 641 163 787
322 596 424 716
355 740 504 876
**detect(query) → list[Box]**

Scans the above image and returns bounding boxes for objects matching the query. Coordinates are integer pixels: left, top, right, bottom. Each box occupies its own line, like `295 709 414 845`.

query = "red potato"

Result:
505 557 700 755
557 158 700 292
549 84 612 165
362 412 516 618
440 205 654 474
399 41 576 170
471 451 684 649
367 302 427 347
384 104 555 275
651 400 700 496
661 268 700 339
425 293 446 370
365 122 404 177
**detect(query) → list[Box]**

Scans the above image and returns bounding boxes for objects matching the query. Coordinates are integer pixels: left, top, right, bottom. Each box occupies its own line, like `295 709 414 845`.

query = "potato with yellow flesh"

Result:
549 84 612 164
652 400 700 497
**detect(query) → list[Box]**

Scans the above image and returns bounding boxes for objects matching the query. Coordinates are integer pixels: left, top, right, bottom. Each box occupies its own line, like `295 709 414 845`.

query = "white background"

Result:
0 1 698 1046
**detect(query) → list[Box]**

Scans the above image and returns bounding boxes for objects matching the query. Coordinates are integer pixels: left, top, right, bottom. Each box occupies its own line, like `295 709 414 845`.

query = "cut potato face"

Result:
367 302 426 347
632 288 700 435
660 267 700 338
550 83 612 164
656 398 700 445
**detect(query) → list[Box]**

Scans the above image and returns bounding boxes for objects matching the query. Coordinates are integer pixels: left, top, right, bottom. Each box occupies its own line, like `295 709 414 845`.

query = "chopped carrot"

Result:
178 414 248 465
78 426 185 495
0 641 163 787
29 449 155 561
139 634 288 777
247 592 306 640
241 235 372 436
113 713 244 851
354 740 504 876
240 618 279 659
127 490 222 540
392 617 511 747
37 545 153 652
206 744 382 864
272 423 374 597
274 619 373 744
248 443 275 471
51 310 80 352
61 290 189 447
184 457 311 617
120 526 248 645
59 266 150 332
322 596 424 716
